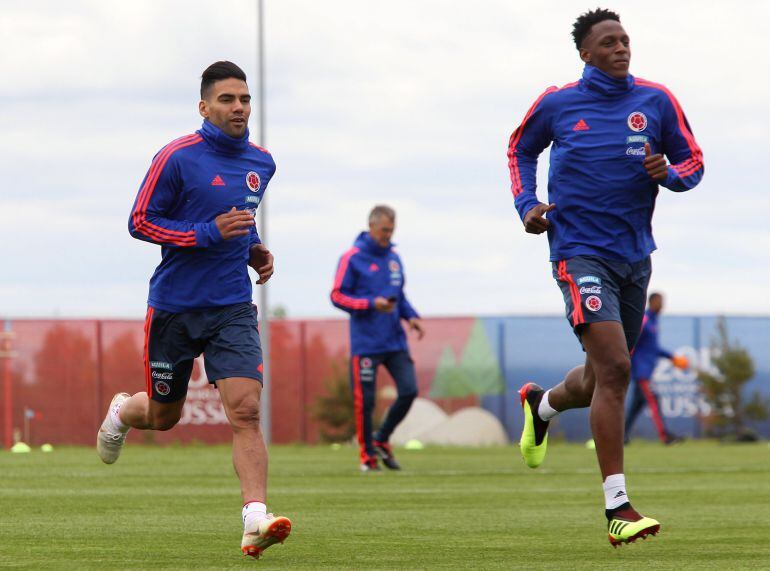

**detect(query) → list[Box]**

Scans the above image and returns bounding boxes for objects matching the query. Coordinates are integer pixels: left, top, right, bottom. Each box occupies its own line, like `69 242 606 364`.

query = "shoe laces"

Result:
105 431 126 443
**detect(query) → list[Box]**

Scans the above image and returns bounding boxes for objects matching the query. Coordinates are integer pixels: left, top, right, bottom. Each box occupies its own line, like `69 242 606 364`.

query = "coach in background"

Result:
331 205 424 472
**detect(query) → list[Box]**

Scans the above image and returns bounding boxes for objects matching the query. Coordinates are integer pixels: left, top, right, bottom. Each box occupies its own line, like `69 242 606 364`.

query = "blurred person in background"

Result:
507 8 703 546
331 205 424 472
625 292 688 444
96 61 290 559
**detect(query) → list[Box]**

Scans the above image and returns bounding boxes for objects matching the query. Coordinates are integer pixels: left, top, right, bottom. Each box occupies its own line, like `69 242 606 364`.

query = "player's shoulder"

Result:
341 245 363 261
152 132 204 164
530 80 581 110
634 77 680 105
248 141 272 156
246 142 277 173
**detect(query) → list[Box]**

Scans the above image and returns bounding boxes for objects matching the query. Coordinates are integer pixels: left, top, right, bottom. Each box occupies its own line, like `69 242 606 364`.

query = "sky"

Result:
2 0 769 319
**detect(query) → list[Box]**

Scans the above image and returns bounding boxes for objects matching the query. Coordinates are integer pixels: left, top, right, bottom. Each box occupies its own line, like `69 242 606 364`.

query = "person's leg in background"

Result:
351 355 380 471
373 351 418 469
624 378 647 443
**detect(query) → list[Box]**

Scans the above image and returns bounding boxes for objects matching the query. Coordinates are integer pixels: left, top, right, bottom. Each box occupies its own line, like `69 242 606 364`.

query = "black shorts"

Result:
552 255 652 351
143 302 263 403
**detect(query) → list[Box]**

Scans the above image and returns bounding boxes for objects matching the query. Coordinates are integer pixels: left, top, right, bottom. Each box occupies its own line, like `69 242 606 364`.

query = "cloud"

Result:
1 0 768 318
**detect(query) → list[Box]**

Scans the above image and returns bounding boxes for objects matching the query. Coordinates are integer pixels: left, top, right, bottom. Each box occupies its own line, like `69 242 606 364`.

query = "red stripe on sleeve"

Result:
507 82 578 198
507 86 558 197
635 78 703 178
331 247 370 310
131 134 203 246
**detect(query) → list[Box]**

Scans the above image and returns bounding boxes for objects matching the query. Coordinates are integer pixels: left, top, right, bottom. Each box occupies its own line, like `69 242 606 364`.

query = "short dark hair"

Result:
572 8 621 50
369 205 396 224
649 292 663 304
200 61 247 99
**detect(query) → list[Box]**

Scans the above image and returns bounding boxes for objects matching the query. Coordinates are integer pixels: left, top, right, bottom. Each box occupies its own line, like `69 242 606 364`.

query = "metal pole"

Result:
256 0 271 444
2 321 14 449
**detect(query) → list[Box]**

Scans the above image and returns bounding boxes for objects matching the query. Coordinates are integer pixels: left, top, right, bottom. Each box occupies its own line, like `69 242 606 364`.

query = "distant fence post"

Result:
497 320 511 440
95 320 104 431
299 320 308 442
1 320 16 449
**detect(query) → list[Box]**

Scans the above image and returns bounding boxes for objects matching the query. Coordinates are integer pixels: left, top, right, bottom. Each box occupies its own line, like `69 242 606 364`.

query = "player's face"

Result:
649 296 664 313
369 216 395 247
199 78 251 138
579 20 631 79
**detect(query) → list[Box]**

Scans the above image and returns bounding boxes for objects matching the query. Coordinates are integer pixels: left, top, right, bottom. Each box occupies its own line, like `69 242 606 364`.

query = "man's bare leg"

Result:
97 391 187 464
216 377 267 503
579 321 631 479
216 377 290 558
546 361 594 411
120 392 186 431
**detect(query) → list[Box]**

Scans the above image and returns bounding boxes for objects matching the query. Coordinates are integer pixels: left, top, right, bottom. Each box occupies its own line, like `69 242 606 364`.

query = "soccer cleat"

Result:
608 515 661 546
664 433 685 445
360 456 381 472
96 392 131 464
518 383 550 468
241 514 292 559
373 440 401 470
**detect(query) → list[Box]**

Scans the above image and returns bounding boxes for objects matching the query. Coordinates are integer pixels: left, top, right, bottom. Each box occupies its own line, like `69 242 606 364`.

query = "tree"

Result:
697 317 768 440
312 358 355 443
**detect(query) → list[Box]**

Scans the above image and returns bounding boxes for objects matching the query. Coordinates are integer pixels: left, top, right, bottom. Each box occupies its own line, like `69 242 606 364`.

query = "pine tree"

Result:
698 317 768 440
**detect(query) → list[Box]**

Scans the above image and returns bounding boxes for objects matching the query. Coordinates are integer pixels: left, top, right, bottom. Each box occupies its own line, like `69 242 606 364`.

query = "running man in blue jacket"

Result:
626 292 688 444
509 9 703 545
96 61 290 559
331 205 424 472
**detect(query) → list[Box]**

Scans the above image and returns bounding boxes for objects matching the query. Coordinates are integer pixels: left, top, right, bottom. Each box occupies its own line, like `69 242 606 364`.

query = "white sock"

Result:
603 474 630 510
109 399 129 433
537 390 559 421
242 501 268 528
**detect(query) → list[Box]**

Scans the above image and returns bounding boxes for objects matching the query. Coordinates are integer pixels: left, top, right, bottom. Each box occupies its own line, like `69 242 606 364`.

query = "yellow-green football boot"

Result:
607 512 660 547
518 383 550 468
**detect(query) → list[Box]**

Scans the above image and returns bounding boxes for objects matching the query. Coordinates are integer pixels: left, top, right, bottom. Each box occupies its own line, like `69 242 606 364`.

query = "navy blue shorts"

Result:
143 302 263 403
552 256 651 351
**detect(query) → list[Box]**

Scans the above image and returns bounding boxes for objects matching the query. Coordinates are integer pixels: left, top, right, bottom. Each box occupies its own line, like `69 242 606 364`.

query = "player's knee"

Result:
149 411 181 431
228 397 261 430
597 356 631 389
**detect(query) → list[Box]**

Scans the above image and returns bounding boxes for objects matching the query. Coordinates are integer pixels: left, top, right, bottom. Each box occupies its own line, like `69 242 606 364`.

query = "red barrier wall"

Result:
0 317 476 446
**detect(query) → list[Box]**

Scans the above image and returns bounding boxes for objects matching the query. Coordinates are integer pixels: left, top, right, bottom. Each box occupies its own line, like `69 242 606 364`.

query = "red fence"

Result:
0 317 477 446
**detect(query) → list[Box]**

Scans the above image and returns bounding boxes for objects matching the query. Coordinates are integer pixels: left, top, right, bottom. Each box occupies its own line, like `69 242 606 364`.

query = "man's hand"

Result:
373 296 396 313
643 143 668 182
215 207 255 240
672 355 689 370
523 203 556 234
249 244 274 284
408 318 425 340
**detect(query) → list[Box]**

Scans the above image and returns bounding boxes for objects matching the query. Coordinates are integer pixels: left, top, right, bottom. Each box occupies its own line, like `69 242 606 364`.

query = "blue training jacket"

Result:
508 65 704 263
129 120 276 313
631 310 673 380
331 232 419 355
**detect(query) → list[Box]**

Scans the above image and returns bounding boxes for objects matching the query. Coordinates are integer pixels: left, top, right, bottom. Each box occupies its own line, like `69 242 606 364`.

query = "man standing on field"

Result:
96 61 290 559
507 9 703 545
331 205 424 472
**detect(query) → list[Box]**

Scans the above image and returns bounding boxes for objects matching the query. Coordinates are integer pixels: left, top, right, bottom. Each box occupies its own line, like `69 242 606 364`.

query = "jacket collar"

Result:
354 231 392 257
197 119 250 154
581 64 634 98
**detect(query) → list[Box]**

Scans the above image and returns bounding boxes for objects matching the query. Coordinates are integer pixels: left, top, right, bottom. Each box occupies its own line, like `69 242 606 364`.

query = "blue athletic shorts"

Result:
143 302 263 403
552 256 651 351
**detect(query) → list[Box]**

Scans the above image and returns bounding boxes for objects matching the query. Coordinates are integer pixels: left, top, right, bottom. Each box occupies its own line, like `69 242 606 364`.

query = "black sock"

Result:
605 502 631 520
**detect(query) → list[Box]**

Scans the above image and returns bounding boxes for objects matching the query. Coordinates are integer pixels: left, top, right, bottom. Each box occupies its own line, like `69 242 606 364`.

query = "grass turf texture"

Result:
1 442 769 569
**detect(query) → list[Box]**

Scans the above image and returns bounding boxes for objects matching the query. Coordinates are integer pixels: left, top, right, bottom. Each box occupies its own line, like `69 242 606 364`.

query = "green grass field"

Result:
1 441 769 569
